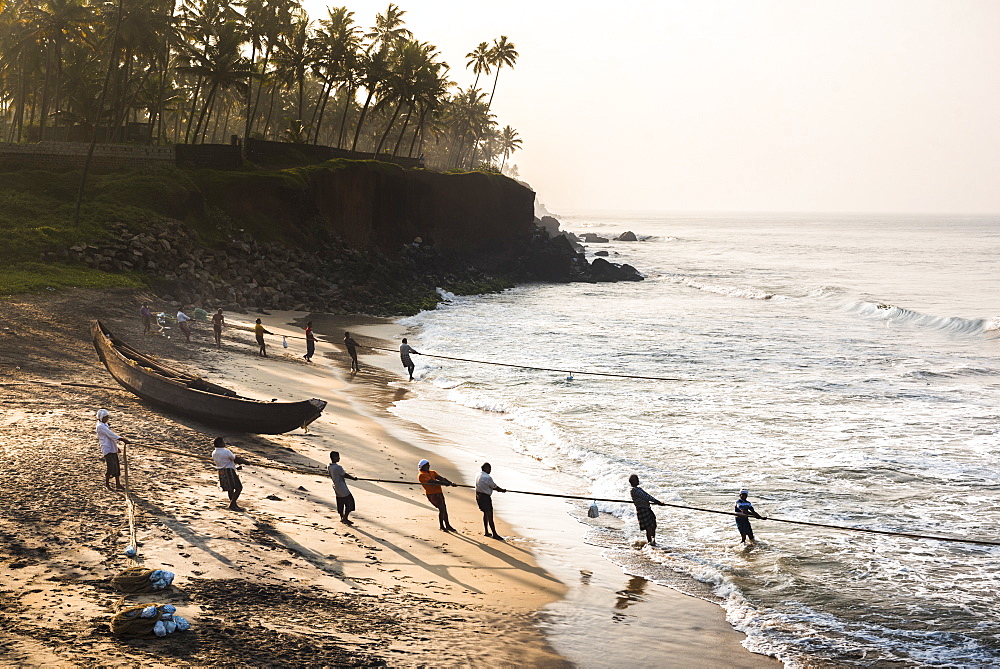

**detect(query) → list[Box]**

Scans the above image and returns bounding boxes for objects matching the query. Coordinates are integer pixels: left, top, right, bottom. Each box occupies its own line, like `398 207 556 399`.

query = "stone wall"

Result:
0 141 174 171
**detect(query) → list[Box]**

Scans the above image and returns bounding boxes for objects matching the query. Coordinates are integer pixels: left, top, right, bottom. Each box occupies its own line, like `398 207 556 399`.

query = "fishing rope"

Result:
128 443 1000 548
226 319 699 382
121 446 140 565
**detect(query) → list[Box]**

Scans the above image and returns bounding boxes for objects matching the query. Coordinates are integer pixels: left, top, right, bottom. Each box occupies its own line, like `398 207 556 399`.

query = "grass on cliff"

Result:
0 167 199 295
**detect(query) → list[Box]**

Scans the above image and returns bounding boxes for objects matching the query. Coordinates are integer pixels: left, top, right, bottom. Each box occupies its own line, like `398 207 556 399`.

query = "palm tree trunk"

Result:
350 88 375 152
373 99 403 156
407 105 427 157
184 77 203 143
243 41 257 139
192 81 219 143
74 0 125 228
311 79 332 144
336 84 354 149
391 101 414 157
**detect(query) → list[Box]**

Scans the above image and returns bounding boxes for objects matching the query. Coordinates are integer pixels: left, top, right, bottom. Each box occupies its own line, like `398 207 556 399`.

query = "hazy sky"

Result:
303 0 1000 214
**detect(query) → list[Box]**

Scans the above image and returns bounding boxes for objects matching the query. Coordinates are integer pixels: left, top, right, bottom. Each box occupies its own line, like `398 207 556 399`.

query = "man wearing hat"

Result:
418 459 457 531
96 409 130 490
735 489 765 544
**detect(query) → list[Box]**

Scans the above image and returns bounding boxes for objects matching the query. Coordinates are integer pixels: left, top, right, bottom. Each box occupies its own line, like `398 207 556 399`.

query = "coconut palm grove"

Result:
0 0 524 172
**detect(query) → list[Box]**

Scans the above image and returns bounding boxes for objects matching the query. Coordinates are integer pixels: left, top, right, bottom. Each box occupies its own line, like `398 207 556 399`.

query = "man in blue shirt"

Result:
735 489 765 544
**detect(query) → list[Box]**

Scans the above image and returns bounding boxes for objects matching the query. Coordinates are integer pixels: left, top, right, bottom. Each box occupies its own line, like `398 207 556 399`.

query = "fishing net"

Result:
110 599 190 638
110 567 175 593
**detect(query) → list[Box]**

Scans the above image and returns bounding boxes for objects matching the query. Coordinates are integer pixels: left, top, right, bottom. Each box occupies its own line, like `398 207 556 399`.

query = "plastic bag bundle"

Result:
587 501 600 518
148 569 175 590
111 603 192 638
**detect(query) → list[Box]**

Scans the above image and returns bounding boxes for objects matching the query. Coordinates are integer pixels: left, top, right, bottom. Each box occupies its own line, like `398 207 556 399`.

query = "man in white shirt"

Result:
176 309 193 343
475 462 507 539
96 409 129 490
211 437 245 511
328 451 358 525
399 338 420 381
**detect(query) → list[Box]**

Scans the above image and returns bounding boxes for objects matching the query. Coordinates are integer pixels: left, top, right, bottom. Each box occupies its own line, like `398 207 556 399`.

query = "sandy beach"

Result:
0 288 778 667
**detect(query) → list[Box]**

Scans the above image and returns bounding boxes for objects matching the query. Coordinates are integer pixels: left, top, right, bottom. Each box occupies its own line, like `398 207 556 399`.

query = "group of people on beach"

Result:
98 406 763 545
139 305 369 372
125 305 769 545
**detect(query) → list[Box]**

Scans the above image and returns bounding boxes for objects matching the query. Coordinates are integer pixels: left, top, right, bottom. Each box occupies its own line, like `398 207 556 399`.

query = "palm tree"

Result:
469 35 517 168
26 0 92 139
271 8 311 125
465 41 490 90
364 2 410 51
486 35 517 111
308 5 358 144
176 19 252 143
499 124 520 170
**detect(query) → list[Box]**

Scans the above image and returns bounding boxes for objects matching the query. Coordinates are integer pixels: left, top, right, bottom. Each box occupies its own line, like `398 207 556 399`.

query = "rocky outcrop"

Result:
616 231 638 241
581 233 609 243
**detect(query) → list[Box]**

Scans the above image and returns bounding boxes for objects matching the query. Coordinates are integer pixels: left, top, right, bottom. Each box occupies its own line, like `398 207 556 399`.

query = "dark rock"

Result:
594 250 609 257
616 231 638 241
581 233 609 243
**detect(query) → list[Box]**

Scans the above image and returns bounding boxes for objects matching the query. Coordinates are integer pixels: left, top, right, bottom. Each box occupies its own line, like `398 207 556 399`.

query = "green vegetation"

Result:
0 262 145 295
0 1 524 173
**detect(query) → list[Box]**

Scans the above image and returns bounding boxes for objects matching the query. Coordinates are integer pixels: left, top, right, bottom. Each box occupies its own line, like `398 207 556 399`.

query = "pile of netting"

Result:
110 602 190 638
110 567 175 593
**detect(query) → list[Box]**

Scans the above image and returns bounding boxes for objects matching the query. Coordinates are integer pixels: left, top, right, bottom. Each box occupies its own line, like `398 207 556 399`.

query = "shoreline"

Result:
0 288 777 666
0 290 565 666
304 311 780 667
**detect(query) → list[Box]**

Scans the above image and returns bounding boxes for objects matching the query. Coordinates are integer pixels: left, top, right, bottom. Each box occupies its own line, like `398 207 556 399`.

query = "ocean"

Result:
386 212 1000 666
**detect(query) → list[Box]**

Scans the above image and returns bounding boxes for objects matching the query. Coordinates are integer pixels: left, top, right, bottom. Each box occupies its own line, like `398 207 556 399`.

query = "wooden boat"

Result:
92 320 326 434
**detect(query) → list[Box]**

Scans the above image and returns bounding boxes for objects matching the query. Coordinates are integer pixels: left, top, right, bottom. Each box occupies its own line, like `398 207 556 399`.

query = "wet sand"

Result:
0 288 778 666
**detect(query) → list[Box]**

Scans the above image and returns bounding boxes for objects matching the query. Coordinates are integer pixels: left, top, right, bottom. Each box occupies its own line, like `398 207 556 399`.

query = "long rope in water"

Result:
129 443 1000 547
236 323 702 382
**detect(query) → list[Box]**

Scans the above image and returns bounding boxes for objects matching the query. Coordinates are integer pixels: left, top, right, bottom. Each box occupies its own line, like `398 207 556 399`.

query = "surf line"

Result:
242 324 704 382
128 442 1000 548
364 346 703 382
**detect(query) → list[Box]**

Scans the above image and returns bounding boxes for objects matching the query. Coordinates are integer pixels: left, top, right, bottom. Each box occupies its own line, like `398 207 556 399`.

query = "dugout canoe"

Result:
92 320 326 434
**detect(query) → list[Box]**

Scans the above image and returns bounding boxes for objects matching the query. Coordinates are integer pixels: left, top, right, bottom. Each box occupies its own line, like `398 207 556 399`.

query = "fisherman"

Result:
176 308 193 343
212 308 225 347
344 332 360 372
140 304 153 335
735 489 765 544
96 409 129 490
328 451 358 524
400 338 420 381
212 437 245 511
475 462 507 539
629 474 666 546
303 321 316 362
418 459 457 532
254 318 272 357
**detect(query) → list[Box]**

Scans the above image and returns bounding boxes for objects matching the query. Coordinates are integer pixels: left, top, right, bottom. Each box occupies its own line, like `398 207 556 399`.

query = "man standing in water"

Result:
97 409 129 490
344 332 360 372
328 451 358 524
399 338 420 380
212 308 225 347
303 321 316 362
475 462 507 539
212 437 245 511
629 474 665 546
735 489 765 544
418 459 457 532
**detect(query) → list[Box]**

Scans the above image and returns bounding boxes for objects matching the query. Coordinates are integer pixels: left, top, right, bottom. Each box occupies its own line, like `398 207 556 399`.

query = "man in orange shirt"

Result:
418 459 457 532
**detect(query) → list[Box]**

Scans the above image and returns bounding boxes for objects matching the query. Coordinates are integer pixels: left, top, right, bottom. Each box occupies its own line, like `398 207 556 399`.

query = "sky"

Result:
302 0 1000 215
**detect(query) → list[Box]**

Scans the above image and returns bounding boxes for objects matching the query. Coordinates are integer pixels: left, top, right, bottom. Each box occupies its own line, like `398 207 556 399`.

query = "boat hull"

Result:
92 321 326 434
